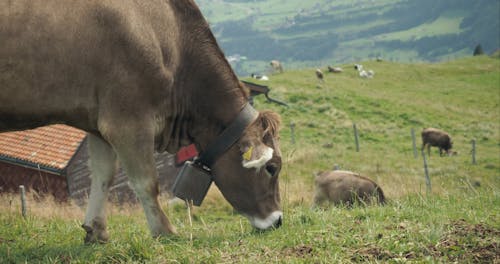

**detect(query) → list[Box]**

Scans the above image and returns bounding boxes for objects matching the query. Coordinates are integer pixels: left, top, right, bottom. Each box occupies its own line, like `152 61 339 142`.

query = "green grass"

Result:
1 193 498 263
1 56 499 263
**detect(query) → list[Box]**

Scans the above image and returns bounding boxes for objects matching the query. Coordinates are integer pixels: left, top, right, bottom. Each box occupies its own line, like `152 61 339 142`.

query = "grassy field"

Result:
1 56 499 263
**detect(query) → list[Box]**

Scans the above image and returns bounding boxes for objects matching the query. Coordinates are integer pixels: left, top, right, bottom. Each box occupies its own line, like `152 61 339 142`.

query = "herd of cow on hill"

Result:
0 0 455 243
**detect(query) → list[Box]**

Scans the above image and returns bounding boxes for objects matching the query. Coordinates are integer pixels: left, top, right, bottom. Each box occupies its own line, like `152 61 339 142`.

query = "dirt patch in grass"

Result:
427 219 500 263
350 219 499 263
282 244 314 258
351 245 395 262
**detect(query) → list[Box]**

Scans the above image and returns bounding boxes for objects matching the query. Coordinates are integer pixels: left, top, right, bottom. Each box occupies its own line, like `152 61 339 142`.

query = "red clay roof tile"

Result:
0 125 87 170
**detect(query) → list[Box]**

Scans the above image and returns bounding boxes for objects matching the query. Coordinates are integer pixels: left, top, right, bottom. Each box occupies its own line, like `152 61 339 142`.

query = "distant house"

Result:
0 125 177 204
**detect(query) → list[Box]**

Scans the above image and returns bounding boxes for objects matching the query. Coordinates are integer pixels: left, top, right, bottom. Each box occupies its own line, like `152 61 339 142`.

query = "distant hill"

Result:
197 0 500 76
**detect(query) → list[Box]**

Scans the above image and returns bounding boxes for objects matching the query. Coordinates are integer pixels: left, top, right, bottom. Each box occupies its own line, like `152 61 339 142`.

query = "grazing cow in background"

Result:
313 170 385 207
270 60 284 74
1 0 283 243
354 64 374 78
359 69 375 78
421 128 454 156
251 73 269 81
328 66 343 73
315 69 324 82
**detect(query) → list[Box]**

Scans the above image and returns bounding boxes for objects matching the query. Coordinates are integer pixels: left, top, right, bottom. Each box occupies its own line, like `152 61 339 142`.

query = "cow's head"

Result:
211 110 282 230
443 140 454 155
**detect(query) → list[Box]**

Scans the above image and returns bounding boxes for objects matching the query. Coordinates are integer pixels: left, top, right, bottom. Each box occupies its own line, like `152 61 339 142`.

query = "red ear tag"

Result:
176 144 199 165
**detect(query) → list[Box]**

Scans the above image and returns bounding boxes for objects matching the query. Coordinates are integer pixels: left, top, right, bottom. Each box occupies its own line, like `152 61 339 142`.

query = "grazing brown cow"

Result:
270 60 284 73
421 128 454 156
327 66 343 73
1 0 283 243
313 170 385 207
315 69 324 82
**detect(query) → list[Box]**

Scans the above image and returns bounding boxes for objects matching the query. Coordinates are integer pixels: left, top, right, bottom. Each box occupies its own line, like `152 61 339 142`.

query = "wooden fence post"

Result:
290 122 296 145
20 185 26 218
421 150 431 193
471 139 477 165
353 123 360 152
411 128 418 158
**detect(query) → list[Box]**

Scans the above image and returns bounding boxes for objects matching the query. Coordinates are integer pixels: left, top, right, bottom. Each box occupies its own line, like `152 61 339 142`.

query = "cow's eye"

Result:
265 164 279 177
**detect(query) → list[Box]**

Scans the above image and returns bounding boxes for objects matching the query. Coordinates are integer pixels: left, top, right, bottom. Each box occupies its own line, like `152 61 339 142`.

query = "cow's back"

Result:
421 128 451 147
315 171 384 205
0 0 179 132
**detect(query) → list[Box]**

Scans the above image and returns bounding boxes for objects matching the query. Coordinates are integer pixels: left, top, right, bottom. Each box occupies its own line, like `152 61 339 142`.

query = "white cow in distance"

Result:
354 64 375 78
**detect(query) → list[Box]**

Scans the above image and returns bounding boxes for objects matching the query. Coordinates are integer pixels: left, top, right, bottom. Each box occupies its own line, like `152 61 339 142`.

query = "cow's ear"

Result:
258 111 280 138
241 143 273 170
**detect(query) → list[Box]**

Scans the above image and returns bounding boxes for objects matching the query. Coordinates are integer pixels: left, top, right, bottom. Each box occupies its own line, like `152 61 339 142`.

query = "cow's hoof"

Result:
82 222 109 244
152 225 178 238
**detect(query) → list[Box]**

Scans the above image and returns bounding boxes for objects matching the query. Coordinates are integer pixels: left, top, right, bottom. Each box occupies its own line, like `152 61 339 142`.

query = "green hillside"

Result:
197 0 500 76
1 57 499 262
247 56 499 199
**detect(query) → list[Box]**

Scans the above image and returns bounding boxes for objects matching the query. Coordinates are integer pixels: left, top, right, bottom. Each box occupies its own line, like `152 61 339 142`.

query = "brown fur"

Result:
1 0 282 241
421 128 453 156
315 69 324 81
313 170 385 207
259 111 281 138
270 60 283 73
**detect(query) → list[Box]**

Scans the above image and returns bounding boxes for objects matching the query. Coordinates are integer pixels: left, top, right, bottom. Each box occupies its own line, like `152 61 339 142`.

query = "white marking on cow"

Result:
332 170 356 175
242 147 273 170
248 211 283 230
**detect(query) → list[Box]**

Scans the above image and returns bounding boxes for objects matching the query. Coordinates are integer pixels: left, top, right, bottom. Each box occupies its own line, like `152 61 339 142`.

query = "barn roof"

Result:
0 125 86 173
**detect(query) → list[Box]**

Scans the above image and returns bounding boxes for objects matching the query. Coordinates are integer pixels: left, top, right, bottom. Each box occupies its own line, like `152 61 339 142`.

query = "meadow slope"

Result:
0 56 499 263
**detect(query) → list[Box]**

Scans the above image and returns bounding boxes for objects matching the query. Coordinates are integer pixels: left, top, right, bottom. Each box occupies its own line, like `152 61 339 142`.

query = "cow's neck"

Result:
163 69 247 154
162 0 249 155
187 66 248 155
163 78 246 154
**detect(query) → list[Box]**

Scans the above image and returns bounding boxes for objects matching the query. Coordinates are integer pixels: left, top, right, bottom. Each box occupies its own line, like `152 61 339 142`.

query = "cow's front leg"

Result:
83 134 117 243
110 127 177 238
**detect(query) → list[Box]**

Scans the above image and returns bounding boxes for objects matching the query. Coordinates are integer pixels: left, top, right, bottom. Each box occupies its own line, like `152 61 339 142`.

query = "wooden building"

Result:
0 125 178 204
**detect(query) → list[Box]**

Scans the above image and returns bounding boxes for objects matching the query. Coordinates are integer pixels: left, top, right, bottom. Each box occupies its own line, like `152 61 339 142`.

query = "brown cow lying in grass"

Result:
313 170 385 207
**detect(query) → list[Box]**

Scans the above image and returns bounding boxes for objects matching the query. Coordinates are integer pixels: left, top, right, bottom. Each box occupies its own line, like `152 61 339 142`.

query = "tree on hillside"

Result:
473 44 484 56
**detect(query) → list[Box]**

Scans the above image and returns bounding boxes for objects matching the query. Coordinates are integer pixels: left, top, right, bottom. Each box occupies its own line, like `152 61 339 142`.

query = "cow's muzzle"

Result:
249 211 283 230
274 215 283 228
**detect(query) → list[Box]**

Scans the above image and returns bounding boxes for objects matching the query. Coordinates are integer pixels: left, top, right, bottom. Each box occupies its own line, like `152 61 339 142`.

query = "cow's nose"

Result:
249 211 283 230
273 215 283 228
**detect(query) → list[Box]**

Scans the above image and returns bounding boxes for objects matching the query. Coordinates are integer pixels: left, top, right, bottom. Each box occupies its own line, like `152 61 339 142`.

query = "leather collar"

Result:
195 103 258 170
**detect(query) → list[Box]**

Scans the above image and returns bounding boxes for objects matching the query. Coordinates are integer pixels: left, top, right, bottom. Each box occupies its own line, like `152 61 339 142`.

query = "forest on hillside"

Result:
198 0 499 75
